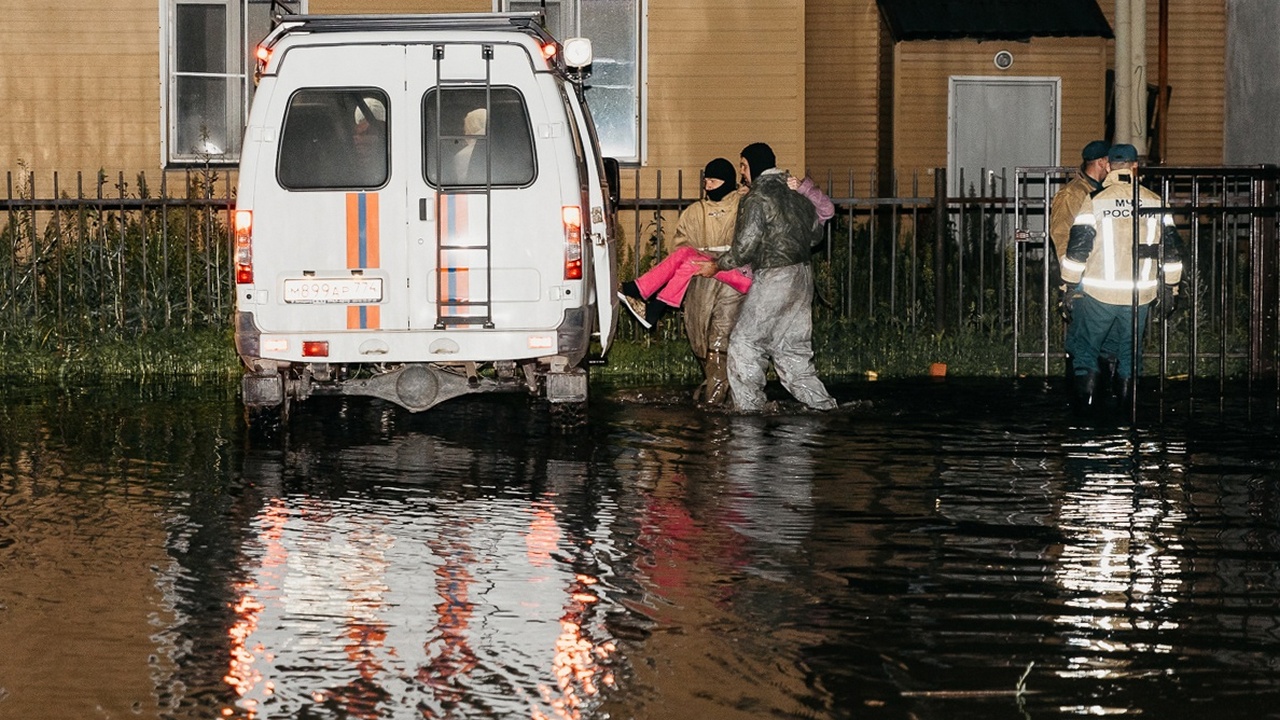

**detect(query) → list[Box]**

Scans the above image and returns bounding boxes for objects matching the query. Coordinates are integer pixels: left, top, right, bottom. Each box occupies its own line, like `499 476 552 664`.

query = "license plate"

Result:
283 278 383 304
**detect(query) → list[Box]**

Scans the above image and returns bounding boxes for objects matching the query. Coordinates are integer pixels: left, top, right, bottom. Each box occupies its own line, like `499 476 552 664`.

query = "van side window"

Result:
278 89 390 190
423 87 535 187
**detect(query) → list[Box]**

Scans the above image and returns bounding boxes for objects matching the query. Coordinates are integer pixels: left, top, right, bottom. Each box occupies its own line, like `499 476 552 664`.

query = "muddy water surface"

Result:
2 379 1279 719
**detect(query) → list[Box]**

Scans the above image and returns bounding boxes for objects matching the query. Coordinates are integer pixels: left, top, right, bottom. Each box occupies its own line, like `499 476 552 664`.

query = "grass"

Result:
2 315 1237 385
0 319 1015 384
0 326 240 382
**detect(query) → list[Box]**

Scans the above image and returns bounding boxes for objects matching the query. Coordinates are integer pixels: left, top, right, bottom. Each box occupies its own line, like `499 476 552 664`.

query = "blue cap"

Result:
1082 140 1109 161
1108 144 1138 163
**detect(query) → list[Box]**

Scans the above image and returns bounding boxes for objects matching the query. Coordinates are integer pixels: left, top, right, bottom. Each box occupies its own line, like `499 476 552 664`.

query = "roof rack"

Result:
272 12 557 46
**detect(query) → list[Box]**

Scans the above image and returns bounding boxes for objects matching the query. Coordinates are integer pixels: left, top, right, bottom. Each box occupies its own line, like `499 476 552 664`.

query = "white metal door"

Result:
949 76 1060 196
248 44 409 336
404 42 570 333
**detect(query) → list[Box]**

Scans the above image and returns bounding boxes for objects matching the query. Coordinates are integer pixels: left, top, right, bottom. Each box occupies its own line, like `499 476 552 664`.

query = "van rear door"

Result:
249 44 409 336
564 91 618 350
405 42 580 334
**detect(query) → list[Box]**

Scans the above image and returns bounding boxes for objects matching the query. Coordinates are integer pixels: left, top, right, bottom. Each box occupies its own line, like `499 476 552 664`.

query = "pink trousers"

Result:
634 246 752 307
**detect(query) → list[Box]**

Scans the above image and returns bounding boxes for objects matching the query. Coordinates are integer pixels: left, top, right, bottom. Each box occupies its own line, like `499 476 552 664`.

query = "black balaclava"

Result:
703 157 737 202
740 142 776 183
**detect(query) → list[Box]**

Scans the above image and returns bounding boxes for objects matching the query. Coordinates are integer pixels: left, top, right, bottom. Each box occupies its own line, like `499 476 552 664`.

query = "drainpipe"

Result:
1115 0 1131 146
1131 0 1148 157
1156 0 1169 163
1114 0 1149 155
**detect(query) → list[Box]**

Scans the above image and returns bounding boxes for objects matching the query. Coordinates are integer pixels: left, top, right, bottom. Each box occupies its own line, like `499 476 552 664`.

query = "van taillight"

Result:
254 45 271 72
234 210 253 284
562 206 583 280
302 341 329 358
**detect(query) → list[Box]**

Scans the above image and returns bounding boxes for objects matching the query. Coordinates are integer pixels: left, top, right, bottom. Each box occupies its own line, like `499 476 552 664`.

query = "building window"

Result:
504 0 644 163
162 0 286 166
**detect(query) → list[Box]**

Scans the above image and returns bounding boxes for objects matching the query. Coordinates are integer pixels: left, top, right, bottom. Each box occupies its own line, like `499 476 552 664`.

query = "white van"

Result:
233 13 619 425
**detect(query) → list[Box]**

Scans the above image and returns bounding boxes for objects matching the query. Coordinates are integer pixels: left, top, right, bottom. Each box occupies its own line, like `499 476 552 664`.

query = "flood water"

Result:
2 378 1280 719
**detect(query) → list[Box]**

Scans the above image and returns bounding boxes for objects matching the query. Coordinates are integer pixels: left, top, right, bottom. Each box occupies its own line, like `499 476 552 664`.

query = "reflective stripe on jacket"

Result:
1060 169 1184 306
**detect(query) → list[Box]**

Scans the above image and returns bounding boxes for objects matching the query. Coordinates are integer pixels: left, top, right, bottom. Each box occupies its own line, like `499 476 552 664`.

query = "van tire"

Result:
547 399 587 429
244 394 290 436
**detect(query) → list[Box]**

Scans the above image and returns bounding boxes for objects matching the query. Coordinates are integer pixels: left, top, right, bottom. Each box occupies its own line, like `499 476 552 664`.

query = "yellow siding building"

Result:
0 0 1230 197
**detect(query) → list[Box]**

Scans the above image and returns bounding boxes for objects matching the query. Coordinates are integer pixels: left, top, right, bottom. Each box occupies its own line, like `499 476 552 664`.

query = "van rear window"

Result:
277 89 389 190
424 88 535 187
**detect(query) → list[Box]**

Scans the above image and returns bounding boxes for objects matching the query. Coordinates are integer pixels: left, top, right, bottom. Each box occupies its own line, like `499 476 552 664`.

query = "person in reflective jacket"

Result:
1059 144 1185 411
696 142 837 412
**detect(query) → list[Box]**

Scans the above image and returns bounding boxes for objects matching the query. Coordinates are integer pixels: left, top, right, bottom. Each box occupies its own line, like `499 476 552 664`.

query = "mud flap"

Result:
242 372 284 407
546 367 587 403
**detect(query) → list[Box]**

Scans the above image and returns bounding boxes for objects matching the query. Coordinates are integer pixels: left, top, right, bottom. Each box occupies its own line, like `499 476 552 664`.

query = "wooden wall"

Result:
0 0 161 190
639 0 806 192
891 37 1109 179
804 0 882 188
0 0 1225 194
1096 0 1225 165
309 0 485 14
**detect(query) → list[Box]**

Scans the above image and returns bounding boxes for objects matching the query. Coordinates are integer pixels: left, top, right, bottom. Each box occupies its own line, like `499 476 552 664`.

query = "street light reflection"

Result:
1053 434 1186 685
220 477 616 719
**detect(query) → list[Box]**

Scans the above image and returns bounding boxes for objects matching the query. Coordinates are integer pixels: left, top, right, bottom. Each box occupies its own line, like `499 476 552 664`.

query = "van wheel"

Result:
244 391 291 436
547 400 587 429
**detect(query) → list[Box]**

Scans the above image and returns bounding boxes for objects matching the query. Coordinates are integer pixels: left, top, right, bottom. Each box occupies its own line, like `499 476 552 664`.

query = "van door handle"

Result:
419 197 435 221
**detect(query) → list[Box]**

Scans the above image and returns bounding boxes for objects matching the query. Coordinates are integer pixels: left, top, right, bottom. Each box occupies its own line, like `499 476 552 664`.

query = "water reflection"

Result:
602 413 830 719
220 400 620 719
5 381 1280 719
1051 430 1187 714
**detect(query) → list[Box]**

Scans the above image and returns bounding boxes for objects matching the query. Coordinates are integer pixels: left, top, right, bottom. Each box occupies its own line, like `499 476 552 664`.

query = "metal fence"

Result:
4 164 1277 383
1011 165 1280 387
620 167 1005 332
1 169 235 340
616 164 1280 382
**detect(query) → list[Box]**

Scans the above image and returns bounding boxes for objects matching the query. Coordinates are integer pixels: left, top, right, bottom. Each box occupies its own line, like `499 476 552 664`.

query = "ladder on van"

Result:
431 43 496 330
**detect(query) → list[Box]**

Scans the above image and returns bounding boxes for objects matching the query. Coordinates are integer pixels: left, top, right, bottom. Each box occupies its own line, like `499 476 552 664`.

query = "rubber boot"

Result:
1112 375 1134 414
620 280 643 299
702 349 731 407
1071 370 1098 415
1095 355 1116 407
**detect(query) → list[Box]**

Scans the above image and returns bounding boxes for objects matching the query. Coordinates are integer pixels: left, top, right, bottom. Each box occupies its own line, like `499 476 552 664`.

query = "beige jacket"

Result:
1060 169 1184 306
1048 172 1101 266
667 192 741 254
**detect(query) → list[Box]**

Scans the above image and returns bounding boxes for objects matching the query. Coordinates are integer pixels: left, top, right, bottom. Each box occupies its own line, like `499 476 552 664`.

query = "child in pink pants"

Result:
636 245 752 306
620 165 835 330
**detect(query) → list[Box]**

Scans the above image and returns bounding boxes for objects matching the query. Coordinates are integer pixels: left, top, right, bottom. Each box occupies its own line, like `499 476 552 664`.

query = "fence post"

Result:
1250 168 1278 380
934 168 947 333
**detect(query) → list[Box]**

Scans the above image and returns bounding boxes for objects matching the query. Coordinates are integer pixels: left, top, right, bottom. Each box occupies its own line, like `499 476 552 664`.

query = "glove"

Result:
1058 284 1079 323
1159 284 1181 319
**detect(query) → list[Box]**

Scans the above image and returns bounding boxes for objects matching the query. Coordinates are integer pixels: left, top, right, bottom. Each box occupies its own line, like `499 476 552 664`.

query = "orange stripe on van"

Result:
438 195 471 319
439 266 469 317
347 305 381 328
345 192 381 330
438 193 468 243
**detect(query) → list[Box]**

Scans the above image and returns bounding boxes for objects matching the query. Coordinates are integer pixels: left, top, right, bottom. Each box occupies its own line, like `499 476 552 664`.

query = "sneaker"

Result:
620 280 643 299
618 292 651 329
644 298 670 326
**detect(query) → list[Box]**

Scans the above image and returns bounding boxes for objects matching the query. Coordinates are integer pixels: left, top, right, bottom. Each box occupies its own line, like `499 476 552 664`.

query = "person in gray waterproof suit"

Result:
696 142 837 412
